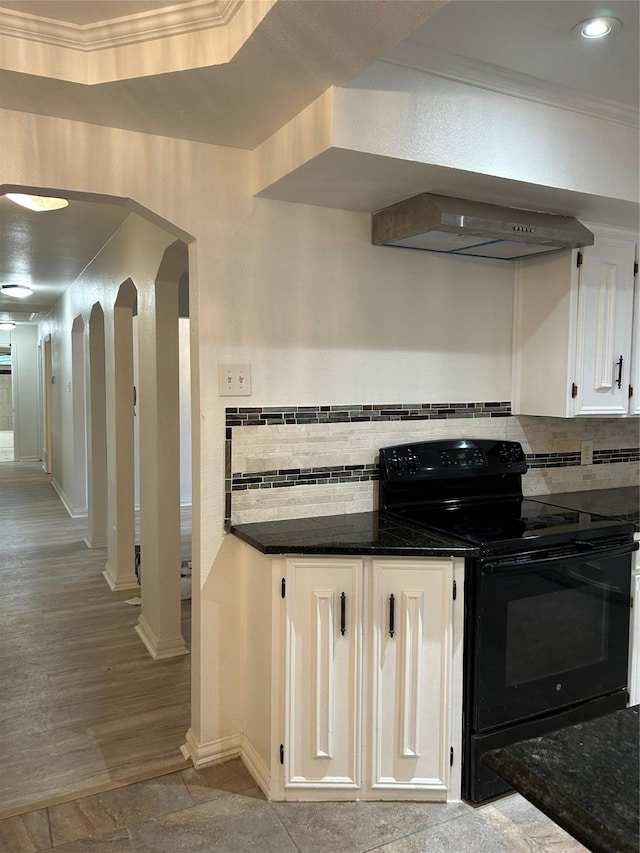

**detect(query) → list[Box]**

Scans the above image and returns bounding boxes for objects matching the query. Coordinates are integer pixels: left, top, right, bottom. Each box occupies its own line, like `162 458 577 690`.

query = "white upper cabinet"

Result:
630 279 640 417
512 226 638 417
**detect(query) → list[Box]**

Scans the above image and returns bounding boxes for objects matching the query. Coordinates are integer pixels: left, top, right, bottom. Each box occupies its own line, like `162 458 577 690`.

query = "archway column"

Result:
86 304 108 549
135 244 188 659
104 284 139 591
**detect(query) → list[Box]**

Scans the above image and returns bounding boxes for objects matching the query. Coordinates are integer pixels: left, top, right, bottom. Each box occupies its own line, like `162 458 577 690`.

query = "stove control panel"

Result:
439 447 487 468
379 439 528 481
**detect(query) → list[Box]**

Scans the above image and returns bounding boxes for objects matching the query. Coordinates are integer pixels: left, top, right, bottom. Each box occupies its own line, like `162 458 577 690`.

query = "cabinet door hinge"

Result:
279 744 284 765
281 578 286 598
634 261 638 276
452 580 457 601
576 251 583 268
629 385 634 400
450 747 454 767
571 382 578 398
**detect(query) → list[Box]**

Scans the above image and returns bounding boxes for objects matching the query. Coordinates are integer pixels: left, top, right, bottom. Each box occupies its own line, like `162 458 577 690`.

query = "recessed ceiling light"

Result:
2 284 33 299
5 193 69 212
0 321 16 331
572 16 622 39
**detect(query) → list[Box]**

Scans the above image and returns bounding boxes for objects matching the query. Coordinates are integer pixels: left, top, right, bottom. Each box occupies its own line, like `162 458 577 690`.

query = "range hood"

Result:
372 194 594 260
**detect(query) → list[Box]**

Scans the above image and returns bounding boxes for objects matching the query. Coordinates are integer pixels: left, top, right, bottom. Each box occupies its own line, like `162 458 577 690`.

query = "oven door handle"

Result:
481 540 638 575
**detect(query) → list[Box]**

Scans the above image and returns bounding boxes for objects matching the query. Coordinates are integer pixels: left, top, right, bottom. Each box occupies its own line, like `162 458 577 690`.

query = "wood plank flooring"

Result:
0 462 191 820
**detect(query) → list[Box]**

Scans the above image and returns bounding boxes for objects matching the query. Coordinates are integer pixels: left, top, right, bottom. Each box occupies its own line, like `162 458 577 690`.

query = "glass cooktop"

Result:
393 498 633 549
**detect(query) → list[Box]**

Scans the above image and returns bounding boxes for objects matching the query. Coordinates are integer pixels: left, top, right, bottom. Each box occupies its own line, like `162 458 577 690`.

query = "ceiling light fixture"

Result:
5 193 69 212
0 321 16 331
572 16 622 39
2 284 33 299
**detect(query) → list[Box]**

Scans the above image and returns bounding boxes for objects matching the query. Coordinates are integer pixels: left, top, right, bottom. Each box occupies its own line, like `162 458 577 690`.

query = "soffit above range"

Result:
0 0 442 147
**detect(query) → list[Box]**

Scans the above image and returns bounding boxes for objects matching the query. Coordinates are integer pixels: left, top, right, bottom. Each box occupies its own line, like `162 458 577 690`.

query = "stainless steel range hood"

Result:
372 194 594 260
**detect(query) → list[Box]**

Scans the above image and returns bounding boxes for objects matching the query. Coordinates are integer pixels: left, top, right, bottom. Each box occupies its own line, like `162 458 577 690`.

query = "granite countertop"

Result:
231 511 476 557
534 486 639 531
231 487 638 557
483 705 640 853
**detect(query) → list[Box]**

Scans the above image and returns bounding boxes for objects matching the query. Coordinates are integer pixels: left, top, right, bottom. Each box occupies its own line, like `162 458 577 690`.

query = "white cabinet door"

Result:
284 558 362 792
629 540 640 706
513 232 638 418
369 559 453 796
629 266 640 417
574 239 636 415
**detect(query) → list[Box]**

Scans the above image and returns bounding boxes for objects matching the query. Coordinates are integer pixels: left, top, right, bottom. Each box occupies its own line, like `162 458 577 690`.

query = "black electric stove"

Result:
379 438 634 555
379 438 637 803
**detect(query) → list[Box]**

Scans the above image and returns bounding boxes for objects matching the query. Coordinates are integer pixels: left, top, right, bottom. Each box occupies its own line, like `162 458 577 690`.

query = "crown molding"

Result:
0 0 243 51
382 43 639 130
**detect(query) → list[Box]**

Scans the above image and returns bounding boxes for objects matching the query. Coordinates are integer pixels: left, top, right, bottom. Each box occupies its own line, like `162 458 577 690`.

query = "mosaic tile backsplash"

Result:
225 403 639 525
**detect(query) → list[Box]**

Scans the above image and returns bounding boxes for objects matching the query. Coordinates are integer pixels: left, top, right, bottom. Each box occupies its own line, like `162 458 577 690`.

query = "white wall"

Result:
211 198 512 404
0 324 40 461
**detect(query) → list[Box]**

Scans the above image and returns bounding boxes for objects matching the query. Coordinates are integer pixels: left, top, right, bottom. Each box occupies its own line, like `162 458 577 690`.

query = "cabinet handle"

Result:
616 355 624 389
389 593 395 638
340 591 346 636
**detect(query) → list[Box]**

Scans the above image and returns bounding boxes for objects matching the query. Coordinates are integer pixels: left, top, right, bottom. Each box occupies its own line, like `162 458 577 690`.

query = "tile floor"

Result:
0 759 587 852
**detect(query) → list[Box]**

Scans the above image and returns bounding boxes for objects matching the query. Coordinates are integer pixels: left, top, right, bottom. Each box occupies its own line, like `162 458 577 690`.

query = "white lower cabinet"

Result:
629 536 640 706
369 560 452 797
285 558 363 791
280 555 460 801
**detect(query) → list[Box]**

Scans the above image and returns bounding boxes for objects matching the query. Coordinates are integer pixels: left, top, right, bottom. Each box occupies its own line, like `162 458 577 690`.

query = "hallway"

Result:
0 462 191 820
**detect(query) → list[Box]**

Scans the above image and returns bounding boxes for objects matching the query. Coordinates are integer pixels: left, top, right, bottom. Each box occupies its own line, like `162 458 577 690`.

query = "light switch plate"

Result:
218 363 251 396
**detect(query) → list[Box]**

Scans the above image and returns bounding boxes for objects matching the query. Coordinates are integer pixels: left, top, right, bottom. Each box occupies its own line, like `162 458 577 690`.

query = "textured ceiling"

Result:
398 0 639 109
0 196 130 319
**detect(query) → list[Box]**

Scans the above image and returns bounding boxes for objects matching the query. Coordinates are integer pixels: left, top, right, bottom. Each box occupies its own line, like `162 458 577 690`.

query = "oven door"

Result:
472 541 634 732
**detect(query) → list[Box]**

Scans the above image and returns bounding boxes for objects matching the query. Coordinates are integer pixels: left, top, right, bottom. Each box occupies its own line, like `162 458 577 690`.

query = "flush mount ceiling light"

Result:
572 16 622 39
5 192 69 212
2 284 33 299
0 321 16 331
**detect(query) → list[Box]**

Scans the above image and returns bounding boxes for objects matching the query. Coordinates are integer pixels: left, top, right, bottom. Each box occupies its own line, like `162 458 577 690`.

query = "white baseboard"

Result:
240 735 272 798
135 614 189 660
51 477 87 518
180 728 242 768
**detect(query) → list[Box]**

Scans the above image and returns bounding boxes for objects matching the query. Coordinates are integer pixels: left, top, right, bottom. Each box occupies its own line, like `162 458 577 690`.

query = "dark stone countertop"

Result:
483 705 640 853
231 487 637 557
231 511 476 557
533 486 638 531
